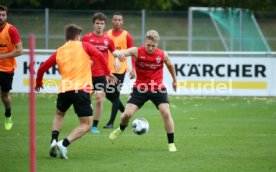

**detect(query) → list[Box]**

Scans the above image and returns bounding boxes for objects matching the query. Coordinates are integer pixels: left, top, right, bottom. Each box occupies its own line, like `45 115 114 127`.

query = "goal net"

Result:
188 7 271 52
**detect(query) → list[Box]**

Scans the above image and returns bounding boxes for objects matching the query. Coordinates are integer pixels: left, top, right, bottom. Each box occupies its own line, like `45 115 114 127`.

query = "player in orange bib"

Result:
35 24 117 159
0 5 23 130
104 12 136 129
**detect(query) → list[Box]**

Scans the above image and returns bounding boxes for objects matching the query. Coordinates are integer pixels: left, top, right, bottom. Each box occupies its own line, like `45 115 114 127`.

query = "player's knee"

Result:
122 111 133 120
1 93 9 101
88 119 93 128
56 110 65 117
85 123 92 132
160 107 167 114
161 111 171 120
96 96 103 104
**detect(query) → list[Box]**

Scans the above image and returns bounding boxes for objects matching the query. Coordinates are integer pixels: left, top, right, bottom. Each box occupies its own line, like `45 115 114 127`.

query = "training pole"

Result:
29 34 36 172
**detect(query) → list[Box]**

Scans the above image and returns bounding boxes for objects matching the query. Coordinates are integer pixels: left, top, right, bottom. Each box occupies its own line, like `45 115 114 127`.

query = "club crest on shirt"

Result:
156 56 161 63
104 40 108 46
138 62 145 68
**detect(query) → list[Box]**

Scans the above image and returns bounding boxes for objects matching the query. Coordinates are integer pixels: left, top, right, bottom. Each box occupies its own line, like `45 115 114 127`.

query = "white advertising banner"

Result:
13 54 60 93
166 57 275 96
12 55 276 96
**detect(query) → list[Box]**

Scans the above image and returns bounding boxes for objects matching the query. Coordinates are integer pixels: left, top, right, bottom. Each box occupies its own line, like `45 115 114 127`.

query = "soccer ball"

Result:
132 118 149 135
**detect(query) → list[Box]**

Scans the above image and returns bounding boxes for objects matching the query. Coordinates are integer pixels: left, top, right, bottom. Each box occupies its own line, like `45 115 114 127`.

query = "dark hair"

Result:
92 12 107 24
64 24 83 41
0 5 8 13
112 11 123 17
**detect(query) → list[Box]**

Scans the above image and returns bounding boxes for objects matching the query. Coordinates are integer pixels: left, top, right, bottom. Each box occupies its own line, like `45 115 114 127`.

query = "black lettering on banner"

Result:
23 62 30 74
174 64 185 76
242 65 252 77
174 62 266 78
188 64 200 76
202 64 213 77
23 61 59 75
52 65 60 75
228 64 239 77
215 64 225 77
255 65 266 77
24 61 38 74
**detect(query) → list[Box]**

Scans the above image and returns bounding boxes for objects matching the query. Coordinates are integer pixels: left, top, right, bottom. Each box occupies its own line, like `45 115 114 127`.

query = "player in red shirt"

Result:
0 5 23 130
82 12 117 134
109 30 178 152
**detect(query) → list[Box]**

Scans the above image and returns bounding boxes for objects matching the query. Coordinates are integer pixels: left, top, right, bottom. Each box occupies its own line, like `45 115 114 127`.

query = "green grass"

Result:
1 94 276 172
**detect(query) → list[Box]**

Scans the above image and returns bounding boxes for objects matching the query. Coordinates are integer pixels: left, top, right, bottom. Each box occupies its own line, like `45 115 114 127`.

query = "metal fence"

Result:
8 9 276 51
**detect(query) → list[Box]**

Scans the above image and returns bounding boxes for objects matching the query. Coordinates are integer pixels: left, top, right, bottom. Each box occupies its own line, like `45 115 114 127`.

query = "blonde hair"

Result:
145 30 160 42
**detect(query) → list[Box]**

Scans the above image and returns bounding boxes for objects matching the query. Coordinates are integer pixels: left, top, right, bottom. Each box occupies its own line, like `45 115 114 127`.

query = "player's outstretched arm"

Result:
113 47 138 62
35 53 57 92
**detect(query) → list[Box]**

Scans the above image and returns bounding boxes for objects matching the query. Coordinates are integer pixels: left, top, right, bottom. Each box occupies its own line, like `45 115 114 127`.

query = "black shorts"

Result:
113 73 126 84
92 76 107 92
56 91 93 117
127 88 169 109
0 71 14 92
106 73 125 94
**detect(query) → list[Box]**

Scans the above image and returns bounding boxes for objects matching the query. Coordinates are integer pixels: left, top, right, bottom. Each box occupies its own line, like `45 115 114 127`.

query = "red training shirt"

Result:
134 46 165 91
0 23 21 45
82 32 115 77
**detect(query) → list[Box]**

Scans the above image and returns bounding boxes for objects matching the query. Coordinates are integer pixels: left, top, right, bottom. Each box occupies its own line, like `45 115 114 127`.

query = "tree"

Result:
1 0 40 8
2 0 276 11
132 0 181 10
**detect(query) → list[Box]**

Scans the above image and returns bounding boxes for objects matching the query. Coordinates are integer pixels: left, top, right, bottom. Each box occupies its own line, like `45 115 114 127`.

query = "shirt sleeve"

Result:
8 25 22 44
126 32 134 48
82 42 111 75
109 38 116 52
36 52 57 87
81 35 87 42
126 32 136 69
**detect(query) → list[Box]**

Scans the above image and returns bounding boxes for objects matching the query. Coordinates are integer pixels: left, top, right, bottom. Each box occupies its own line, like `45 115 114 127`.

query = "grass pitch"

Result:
1 94 276 172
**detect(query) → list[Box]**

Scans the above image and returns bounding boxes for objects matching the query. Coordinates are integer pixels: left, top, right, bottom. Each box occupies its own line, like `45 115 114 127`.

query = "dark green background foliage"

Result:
1 0 276 11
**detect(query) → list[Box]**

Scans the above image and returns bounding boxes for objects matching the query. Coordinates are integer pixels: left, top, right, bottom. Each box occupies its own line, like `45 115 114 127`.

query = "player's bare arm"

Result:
164 52 177 92
129 69 136 79
113 47 138 61
114 57 121 71
106 74 118 84
125 47 138 60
